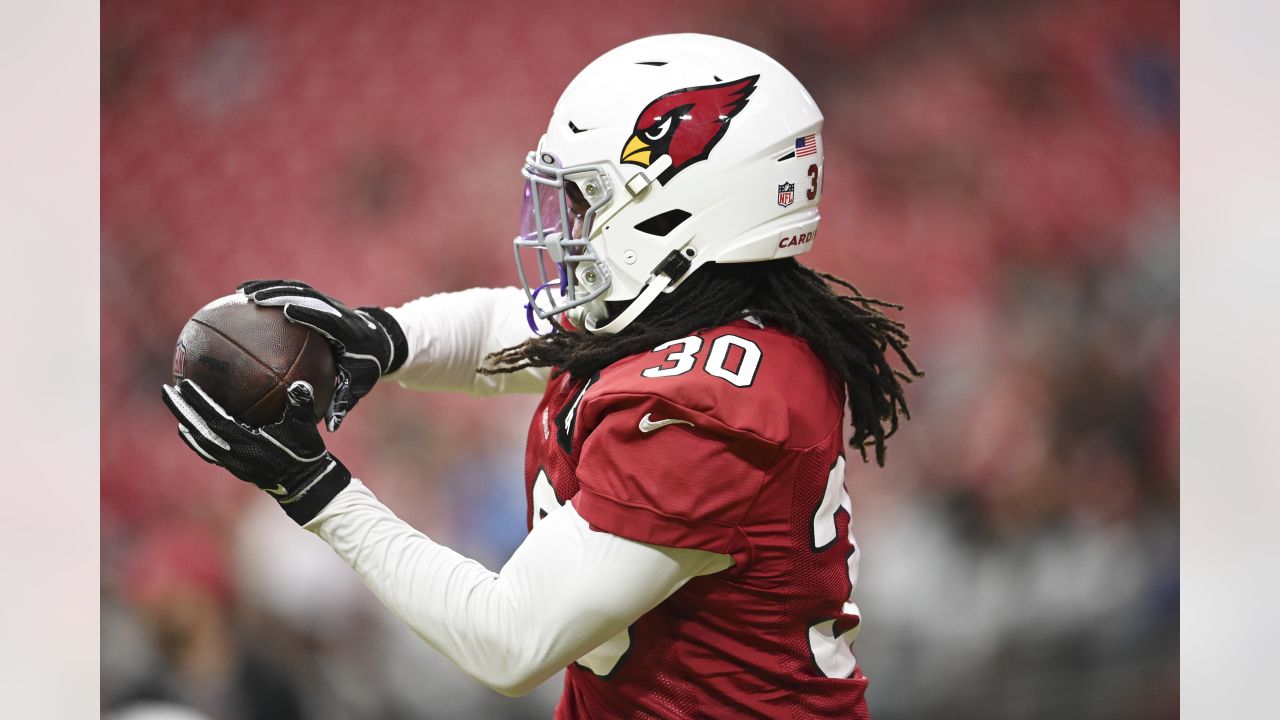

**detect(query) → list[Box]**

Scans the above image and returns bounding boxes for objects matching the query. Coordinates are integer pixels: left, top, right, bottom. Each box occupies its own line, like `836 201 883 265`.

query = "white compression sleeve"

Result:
305 479 733 696
383 286 549 395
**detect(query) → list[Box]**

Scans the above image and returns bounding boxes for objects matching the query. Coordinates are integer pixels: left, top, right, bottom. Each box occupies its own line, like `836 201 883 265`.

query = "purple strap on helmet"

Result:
525 280 564 334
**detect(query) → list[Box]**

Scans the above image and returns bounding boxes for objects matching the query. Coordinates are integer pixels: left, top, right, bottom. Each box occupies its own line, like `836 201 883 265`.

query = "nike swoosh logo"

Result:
638 413 694 433
265 484 289 496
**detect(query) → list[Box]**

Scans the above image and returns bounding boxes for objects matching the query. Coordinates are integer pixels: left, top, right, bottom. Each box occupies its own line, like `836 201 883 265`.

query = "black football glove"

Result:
161 378 351 525
237 280 408 432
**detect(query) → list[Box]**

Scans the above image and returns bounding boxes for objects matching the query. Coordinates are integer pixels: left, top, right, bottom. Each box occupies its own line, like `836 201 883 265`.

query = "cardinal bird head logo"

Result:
620 75 759 184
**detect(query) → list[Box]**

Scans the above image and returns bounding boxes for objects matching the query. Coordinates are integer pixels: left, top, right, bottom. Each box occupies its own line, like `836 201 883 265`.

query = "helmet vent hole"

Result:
636 61 668 67
634 209 692 237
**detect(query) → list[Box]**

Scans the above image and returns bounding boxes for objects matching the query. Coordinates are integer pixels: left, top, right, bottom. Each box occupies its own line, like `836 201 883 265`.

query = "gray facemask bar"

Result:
513 151 616 328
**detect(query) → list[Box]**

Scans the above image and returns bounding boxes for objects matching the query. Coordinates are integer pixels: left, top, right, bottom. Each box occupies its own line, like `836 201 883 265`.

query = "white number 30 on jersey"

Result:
641 335 762 387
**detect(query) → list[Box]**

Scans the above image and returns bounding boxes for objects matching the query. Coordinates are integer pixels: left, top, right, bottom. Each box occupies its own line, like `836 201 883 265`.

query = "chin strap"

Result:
586 273 671 335
586 246 694 335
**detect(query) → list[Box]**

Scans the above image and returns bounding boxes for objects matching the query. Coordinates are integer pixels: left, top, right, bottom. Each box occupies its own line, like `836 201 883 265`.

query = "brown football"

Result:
172 295 336 427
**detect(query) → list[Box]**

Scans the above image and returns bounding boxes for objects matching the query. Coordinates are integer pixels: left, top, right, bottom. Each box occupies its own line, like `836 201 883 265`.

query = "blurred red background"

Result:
102 1 1178 718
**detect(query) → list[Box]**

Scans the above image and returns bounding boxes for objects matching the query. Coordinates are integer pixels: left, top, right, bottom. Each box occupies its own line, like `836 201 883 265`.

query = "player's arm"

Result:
307 483 729 696
382 286 549 396
159 376 727 696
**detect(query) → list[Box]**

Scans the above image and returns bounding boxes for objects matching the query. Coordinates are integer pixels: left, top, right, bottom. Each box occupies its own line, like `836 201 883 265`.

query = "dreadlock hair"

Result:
482 258 923 465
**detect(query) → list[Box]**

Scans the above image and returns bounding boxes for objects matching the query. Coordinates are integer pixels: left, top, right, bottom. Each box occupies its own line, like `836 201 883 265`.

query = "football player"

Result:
162 34 919 718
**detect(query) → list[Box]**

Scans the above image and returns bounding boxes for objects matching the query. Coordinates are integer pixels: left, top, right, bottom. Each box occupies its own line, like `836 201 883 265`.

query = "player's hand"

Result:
237 280 408 432
161 378 352 525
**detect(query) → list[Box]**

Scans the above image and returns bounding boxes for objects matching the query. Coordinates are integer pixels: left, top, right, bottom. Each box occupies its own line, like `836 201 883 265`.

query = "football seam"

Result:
281 330 313 391
190 318 286 380
239 327 315 422
241 381 285 421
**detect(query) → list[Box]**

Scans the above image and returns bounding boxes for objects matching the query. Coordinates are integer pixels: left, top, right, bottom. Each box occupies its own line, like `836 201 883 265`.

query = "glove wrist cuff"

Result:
278 456 353 525
360 306 409 375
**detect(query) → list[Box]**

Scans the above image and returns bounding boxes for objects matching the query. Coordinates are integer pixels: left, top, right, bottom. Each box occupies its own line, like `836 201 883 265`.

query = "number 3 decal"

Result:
807 163 819 201
641 335 762 387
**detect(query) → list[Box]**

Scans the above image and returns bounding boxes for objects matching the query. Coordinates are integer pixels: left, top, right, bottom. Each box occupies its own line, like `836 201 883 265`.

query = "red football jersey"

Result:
523 321 871 719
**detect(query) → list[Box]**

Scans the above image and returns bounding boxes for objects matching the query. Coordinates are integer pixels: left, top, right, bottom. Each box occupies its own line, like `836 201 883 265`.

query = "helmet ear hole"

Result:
634 209 692 237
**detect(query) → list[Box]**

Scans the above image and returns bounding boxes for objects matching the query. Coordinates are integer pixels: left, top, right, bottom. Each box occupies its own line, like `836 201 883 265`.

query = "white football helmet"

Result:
514 33 824 334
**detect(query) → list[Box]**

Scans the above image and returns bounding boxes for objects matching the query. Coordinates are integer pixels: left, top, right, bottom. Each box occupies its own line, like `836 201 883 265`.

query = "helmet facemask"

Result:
514 151 615 333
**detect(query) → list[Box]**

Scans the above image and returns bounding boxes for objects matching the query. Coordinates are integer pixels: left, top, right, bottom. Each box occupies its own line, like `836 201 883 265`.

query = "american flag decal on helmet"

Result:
795 134 817 157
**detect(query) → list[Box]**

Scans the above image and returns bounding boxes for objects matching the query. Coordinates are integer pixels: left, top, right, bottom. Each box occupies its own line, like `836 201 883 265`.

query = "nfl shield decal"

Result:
777 181 795 208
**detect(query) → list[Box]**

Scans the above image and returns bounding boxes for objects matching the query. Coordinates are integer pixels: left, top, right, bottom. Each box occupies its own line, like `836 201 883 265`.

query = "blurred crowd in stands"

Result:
102 1 1178 718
